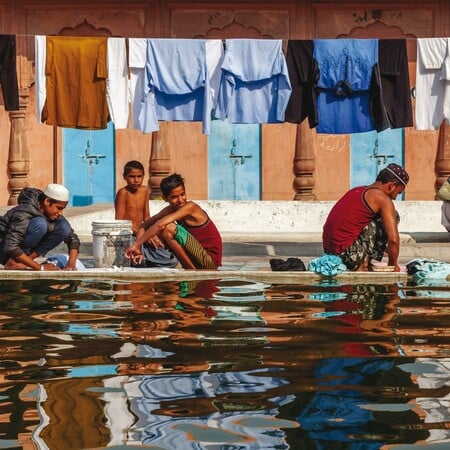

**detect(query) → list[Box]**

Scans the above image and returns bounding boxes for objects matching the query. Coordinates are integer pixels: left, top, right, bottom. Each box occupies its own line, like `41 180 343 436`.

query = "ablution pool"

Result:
0 275 449 449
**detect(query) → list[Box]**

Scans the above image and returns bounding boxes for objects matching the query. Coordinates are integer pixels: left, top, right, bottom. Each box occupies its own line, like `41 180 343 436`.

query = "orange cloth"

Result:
42 36 110 129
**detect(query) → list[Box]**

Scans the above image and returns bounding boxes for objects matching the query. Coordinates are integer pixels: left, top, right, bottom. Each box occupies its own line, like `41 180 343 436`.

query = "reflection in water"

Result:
0 278 450 448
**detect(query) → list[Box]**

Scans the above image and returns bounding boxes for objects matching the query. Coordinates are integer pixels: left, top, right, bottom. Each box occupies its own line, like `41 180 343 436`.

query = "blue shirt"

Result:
215 39 292 123
139 39 213 134
314 39 378 134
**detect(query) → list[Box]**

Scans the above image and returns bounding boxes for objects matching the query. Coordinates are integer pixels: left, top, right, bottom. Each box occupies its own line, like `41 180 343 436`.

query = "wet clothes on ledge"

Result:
215 39 292 124
0 35 19 111
41 36 110 129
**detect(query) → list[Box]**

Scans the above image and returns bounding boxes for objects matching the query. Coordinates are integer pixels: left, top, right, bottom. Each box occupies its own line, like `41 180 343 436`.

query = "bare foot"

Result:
356 258 370 272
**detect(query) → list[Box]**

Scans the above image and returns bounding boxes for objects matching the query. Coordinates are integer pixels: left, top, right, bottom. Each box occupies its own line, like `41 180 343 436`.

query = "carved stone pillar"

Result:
293 120 316 200
148 123 171 199
435 122 450 194
7 88 30 205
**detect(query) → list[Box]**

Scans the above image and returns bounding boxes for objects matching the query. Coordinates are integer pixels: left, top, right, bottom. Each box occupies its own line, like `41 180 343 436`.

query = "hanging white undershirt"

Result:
34 35 46 123
415 38 450 130
128 38 147 130
106 37 129 129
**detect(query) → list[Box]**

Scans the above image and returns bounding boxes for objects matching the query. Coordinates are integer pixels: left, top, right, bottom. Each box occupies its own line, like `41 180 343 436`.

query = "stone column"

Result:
293 120 316 200
435 122 450 193
7 87 30 205
148 123 171 199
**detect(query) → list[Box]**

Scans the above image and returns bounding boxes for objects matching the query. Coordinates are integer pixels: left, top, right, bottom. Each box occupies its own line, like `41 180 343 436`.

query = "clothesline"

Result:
2 35 449 135
9 33 450 40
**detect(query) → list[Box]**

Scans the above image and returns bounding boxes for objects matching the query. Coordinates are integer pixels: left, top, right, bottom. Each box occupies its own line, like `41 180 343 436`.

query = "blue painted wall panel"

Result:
208 121 261 200
63 123 115 206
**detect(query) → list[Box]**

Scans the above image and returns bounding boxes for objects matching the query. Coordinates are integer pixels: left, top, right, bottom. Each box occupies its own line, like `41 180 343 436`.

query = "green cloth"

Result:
175 224 188 245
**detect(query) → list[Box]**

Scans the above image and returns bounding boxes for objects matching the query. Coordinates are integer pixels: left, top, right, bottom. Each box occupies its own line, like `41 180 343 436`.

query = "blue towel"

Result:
307 254 348 277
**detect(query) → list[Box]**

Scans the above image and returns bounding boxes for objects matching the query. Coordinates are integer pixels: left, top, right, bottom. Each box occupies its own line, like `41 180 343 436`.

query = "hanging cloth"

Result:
313 38 378 134
0 35 19 111
128 38 147 130
35 36 46 122
284 40 319 127
215 39 292 124
372 39 413 131
415 38 450 130
42 36 109 129
139 38 214 135
106 37 129 129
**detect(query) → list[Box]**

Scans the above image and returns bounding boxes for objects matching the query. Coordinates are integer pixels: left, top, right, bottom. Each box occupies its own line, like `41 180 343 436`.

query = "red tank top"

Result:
323 186 377 254
181 217 222 267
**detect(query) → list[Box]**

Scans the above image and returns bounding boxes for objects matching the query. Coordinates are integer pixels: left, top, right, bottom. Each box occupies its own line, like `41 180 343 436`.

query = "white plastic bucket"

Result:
91 220 132 268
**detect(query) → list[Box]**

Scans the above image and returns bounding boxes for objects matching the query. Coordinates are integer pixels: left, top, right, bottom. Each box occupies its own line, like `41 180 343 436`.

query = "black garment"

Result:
371 39 413 131
284 40 318 128
0 35 19 111
270 257 306 272
0 187 80 262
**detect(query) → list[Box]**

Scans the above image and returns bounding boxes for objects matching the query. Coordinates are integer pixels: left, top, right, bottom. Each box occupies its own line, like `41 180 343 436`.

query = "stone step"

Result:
51 238 450 263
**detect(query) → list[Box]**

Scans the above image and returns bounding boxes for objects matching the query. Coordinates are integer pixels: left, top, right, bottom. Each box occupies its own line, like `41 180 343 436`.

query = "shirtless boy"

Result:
125 173 222 270
115 160 150 235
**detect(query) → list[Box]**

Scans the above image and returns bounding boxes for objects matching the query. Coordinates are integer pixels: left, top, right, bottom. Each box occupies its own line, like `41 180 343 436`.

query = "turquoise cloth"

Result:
407 258 450 280
307 254 348 277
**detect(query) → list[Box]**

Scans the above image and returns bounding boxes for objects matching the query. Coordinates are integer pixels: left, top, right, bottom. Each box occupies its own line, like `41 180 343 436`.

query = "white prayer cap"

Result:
43 183 69 202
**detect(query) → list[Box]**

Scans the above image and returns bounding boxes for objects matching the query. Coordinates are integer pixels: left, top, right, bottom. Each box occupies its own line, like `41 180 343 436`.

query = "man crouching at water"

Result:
0 184 80 271
125 173 222 269
322 163 409 272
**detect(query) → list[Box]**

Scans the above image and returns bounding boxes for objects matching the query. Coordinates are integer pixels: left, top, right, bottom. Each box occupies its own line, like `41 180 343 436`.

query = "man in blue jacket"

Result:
0 184 80 271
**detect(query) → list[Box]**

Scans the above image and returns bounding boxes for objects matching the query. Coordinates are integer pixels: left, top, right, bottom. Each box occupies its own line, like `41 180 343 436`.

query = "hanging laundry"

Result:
284 40 319 127
415 38 450 130
313 39 378 134
0 35 19 111
215 39 292 124
138 39 221 135
35 36 46 122
106 37 129 129
42 36 109 129
372 39 413 131
205 40 224 112
128 38 148 130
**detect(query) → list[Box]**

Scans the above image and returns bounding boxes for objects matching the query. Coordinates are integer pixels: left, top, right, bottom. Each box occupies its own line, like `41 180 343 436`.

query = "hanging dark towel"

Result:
284 40 319 128
371 39 413 131
0 35 19 111
270 257 306 272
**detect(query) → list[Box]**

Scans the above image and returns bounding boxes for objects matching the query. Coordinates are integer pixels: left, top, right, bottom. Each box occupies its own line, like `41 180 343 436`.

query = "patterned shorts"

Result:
175 224 217 269
339 216 388 271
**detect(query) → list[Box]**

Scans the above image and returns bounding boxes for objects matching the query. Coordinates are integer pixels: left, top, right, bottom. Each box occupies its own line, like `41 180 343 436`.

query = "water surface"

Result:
0 277 449 449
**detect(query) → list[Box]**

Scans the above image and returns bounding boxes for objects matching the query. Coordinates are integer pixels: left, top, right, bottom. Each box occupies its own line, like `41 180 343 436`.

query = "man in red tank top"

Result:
323 163 409 272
